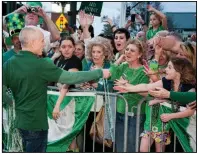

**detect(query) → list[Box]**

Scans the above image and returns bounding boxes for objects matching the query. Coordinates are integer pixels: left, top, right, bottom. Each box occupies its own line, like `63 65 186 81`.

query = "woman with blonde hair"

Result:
82 36 114 90
108 39 149 152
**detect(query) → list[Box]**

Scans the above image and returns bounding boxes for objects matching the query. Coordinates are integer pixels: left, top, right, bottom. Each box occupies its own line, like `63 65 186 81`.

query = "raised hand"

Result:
147 5 154 12
33 6 47 18
14 5 28 14
78 10 94 27
135 14 144 24
86 13 94 25
125 20 132 29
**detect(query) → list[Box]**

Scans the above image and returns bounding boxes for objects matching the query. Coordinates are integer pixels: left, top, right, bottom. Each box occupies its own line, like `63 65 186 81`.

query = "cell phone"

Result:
101 15 108 22
131 14 136 22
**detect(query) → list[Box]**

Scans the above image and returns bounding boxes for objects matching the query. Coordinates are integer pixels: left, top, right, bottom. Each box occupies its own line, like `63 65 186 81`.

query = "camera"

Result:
27 7 38 13
131 14 136 22
101 15 108 22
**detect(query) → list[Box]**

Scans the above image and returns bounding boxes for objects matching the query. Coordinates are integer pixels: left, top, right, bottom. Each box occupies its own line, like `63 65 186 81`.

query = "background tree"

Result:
102 24 113 36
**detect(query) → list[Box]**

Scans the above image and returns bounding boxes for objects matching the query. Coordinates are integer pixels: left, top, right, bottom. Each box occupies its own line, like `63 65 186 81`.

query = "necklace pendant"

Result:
152 126 158 132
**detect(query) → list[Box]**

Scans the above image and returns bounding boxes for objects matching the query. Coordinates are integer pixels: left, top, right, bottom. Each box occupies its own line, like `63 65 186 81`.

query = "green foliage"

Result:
102 24 113 36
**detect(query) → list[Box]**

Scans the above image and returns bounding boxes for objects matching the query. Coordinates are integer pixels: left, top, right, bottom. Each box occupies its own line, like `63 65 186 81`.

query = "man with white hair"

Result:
3 26 111 152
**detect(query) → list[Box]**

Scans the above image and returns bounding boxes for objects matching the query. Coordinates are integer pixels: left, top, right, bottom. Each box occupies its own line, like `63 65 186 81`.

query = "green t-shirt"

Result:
146 25 164 40
109 63 149 114
3 49 16 64
3 50 103 130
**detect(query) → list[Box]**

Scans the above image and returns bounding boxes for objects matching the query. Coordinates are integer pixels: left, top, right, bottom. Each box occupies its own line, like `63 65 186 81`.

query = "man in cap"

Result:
4 2 60 53
3 13 25 64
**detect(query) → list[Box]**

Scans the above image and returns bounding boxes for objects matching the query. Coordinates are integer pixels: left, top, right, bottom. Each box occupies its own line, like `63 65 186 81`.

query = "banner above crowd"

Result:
79 2 103 16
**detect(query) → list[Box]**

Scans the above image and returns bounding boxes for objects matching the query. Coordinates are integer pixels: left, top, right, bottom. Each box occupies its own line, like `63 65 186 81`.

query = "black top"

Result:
54 55 82 71
162 77 195 92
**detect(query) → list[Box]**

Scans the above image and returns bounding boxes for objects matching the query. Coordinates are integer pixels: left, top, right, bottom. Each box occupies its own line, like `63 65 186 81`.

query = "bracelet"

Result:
111 25 116 29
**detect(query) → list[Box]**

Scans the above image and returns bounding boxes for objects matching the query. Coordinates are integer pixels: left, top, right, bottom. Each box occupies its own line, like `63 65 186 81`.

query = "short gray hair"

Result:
19 26 42 47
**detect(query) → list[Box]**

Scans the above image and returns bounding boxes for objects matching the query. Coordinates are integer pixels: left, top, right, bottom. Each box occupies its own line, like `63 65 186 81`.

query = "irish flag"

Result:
46 91 103 152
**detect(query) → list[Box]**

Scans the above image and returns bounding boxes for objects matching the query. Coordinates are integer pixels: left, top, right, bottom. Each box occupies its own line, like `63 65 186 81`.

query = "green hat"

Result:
5 13 25 45
26 2 44 25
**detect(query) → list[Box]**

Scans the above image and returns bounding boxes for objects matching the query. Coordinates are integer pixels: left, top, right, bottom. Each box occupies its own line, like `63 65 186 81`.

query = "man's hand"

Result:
102 69 111 79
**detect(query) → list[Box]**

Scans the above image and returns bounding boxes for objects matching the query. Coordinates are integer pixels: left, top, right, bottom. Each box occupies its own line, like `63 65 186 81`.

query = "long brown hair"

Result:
170 57 195 84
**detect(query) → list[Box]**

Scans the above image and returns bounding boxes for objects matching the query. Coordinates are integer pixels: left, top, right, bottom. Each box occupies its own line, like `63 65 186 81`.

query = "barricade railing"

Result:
47 87 129 152
135 97 146 152
48 86 179 152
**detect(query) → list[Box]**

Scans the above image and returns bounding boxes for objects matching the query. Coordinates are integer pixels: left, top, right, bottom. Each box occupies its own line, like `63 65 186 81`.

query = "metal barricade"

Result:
48 86 180 152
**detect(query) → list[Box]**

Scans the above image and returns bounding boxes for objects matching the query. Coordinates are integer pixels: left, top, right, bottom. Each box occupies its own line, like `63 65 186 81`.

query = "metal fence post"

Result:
135 97 146 152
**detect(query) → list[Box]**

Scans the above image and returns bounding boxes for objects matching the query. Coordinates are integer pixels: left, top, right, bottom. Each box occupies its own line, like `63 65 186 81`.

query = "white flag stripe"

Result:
48 98 76 143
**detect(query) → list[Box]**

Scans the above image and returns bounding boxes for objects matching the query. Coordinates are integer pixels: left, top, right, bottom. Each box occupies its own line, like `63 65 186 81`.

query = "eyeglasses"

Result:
9 29 21 36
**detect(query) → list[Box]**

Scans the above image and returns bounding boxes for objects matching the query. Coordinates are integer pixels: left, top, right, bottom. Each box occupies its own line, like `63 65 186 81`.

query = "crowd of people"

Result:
2 2 197 153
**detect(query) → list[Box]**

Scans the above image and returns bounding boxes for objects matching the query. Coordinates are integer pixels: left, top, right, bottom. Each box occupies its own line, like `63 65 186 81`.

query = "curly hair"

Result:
170 57 195 84
125 39 145 64
86 36 114 61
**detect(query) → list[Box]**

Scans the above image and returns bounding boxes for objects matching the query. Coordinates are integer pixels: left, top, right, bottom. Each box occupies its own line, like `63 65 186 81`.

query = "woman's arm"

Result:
78 11 94 39
114 79 163 93
52 68 79 120
52 84 69 120
160 108 195 122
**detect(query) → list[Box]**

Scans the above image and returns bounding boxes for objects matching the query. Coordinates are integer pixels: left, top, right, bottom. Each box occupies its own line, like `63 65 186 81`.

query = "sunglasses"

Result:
9 29 21 36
